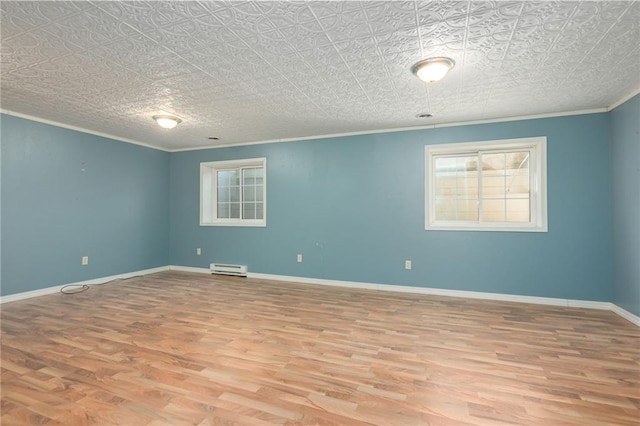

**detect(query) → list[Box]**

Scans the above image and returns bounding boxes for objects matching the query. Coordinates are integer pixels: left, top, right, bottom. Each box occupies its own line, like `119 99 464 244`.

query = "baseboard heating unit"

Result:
210 263 248 277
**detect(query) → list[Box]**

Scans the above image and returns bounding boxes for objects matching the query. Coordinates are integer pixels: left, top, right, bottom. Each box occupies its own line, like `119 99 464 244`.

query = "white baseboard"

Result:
249 272 640 325
169 265 211 274
249 272 379 290
247 272 613 309
0 266 170 304
170 267 640 326
610 304 640 327
11 265 636 327
171 267 638 323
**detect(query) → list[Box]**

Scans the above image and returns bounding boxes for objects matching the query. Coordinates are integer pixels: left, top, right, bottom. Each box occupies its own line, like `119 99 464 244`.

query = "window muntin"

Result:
426 138 546 232
200 158 266 227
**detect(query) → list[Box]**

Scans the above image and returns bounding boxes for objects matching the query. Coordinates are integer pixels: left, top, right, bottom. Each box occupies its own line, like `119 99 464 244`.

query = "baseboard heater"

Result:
210 263 248 277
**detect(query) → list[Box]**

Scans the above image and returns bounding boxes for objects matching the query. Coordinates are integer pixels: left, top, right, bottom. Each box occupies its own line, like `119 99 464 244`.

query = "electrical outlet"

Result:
404 260 412 270
196 248 201 255
297 254 303 263
82 256 89 266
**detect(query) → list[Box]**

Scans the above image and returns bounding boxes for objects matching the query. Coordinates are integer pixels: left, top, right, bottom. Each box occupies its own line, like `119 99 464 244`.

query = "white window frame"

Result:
200 157 267 227
425 137 547 232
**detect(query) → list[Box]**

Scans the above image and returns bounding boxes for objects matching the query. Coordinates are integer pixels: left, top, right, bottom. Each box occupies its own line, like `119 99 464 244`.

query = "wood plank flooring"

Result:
1 271 639 425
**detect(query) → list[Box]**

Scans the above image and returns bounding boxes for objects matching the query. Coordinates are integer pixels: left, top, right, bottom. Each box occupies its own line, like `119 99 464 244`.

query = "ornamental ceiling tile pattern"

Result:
1 1 639 150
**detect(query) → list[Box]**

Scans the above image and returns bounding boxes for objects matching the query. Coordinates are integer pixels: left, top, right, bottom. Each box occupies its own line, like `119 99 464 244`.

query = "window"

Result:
200 158 266 226
425 137 547 232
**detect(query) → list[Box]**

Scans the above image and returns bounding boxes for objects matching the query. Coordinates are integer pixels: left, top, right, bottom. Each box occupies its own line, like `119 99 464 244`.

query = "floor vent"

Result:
210 263 248 277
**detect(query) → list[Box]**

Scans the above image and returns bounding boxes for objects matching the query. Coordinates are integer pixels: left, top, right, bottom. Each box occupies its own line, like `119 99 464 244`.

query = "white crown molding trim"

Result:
169 126 430 152
169 108 606 152
607 86 640 111
610 304 640 327
2 105 613 154
0 266 170 304
0 109 169 153
432 108 607 130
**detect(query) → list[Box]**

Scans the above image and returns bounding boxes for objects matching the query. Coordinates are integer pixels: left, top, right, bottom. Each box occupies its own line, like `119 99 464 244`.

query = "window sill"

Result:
200 220 266 227
426 223 548 232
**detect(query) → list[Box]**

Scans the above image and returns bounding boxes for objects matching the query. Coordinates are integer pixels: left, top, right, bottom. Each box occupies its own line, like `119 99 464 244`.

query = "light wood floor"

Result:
1 271 639 425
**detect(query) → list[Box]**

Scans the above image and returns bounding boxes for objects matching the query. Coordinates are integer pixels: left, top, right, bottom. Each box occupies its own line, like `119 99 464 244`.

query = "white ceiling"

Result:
1 1 639 151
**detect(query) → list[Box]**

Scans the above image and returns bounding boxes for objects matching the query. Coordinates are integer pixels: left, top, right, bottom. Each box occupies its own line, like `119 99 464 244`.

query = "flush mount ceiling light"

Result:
411 57 455 83
152 114 182 129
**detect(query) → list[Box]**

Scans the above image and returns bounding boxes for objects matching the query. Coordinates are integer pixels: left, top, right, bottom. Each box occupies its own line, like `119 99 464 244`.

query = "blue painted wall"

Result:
170 113 612 302
610 94 640 317
1 111 618 303
1 114 170 296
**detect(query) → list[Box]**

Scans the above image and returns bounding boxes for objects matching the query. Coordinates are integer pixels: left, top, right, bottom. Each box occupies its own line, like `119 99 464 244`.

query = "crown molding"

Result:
0 109 169 152
2 104 617 154
170 108 607 152
607 86 640 111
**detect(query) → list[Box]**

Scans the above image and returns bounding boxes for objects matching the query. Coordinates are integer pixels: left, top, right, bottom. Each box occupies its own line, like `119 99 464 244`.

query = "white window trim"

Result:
425 137 547 232
200 157 267 227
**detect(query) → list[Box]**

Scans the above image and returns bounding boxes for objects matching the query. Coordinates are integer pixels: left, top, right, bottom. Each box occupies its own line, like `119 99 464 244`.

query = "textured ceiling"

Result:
1 1 639 151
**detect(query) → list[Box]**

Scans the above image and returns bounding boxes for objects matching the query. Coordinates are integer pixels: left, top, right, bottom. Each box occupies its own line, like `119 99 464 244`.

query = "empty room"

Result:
1 1 639 425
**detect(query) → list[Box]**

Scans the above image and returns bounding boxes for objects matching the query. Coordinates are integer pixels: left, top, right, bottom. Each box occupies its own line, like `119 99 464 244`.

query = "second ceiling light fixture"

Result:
411 57 455 83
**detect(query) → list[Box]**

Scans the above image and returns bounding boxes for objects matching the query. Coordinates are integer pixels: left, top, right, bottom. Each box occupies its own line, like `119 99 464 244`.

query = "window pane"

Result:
457 156 477 172
482 153 505 171
455 177 478 197
435 155 479 222
229 202 240 219
228 186 239 202
256 184 264 201
243 202 255 219
506 152 529 175
507 175 530 198
217 187 230 202
217 169 241 211
256 202 264 219
482 173 506 198
254 167 264 184
217 202 230 219
243 167 259 185
435 198 456 221
230 170 240 185
507 199 530 222
435 156 476 173
219 169 240 185
481 151 530 223
483 199 506 222
217 170 230 186
435 174 455 196
457 199 479 221
435 198 478 221
243 186 255 202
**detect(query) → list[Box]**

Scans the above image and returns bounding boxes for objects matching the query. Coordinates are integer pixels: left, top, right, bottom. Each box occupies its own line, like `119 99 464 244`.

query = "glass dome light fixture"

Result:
411 57 455 83
152 114 182 129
